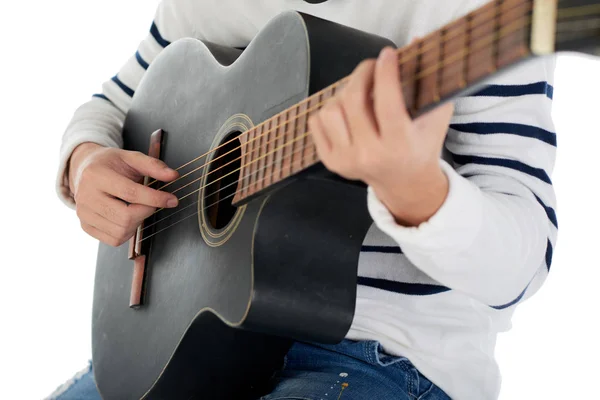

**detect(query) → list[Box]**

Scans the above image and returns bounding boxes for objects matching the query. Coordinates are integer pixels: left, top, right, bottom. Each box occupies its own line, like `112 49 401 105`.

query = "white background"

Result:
0 1 598 399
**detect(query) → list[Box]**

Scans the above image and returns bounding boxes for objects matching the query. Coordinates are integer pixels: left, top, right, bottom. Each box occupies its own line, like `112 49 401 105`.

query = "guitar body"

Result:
92 12 392 400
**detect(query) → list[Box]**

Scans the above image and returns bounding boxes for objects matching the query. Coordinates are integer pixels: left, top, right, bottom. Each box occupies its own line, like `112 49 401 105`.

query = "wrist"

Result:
371 166 449 227
67 142 102 194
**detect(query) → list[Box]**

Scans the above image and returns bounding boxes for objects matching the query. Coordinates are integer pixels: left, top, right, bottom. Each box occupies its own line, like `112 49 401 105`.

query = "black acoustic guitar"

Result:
91 1 599 398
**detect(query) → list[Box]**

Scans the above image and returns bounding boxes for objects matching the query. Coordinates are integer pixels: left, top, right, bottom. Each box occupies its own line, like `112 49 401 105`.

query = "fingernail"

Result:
167 198 178 208
383 47 395 60
378 47 392 65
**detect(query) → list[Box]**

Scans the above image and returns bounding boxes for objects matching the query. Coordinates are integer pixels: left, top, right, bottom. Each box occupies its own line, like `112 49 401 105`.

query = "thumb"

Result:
121 150 180 182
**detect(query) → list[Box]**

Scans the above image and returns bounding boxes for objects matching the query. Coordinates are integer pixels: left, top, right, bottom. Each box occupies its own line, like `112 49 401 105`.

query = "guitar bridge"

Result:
128 128 164 309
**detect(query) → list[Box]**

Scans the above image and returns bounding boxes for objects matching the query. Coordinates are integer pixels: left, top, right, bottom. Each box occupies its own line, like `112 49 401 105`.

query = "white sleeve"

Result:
368 56 558 308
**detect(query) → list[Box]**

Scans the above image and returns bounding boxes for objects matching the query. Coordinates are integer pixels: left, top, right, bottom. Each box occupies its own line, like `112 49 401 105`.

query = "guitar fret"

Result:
299 90 327 169
265 115 276 187
299 114 307 170
400 42 419 115
307 94 320 164
288 106 300 172
440 20 467 97
297 99 310 167
417 32 441 109
244 128 253 196
298 94 310 168
277 110 288 180
497 0 532 68
463 14 472 91
467 4 496 82
280 109 292 179
250 124 267 194
436 29 445 102
414 39 423 110
275 112 286 182
303 91 320 167
256 124 267 194
290 105 300 175
258 120 269 193
240 131 249 197
492 0 501 71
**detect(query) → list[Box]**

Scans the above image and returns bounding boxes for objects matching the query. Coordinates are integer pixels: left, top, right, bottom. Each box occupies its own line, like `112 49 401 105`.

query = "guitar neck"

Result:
232 0 599 205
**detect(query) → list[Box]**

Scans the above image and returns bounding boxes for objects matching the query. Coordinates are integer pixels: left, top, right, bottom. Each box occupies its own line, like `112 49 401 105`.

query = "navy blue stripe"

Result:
111 76 134 97
471 82 554 100
150 22 171 48
358 277 451 296
450 122 556 147
450 153 552 185
92 93 110 102
545 239 554 271
533 194 558 228
361 245 403 254
490 286 528 310
135 51 149 70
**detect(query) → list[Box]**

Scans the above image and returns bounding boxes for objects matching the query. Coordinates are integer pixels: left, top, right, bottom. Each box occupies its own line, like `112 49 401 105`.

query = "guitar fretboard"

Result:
232 0 564 204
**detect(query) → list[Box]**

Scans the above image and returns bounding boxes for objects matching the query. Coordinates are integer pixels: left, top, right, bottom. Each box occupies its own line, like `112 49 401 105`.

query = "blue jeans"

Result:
49 340 450 400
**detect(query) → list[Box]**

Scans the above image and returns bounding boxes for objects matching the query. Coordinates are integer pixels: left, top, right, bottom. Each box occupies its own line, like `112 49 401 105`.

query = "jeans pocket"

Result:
366 340 410 367
366 341 432 399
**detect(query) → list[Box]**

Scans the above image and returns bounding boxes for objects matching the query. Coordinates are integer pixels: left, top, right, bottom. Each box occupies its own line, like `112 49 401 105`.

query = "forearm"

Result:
369 160 552 306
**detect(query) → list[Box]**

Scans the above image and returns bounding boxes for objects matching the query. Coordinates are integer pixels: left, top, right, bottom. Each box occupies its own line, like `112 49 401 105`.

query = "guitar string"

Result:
140 14 535 234
147 0 532 190
135 16 541 243
141 142 313 233
151 132 309 216
168 127 306 197
138 149 318 244
557 22 600 34
154 0 600 194
149 12 534 209
150 0 515 189
557 4 600 19
136 12 583 243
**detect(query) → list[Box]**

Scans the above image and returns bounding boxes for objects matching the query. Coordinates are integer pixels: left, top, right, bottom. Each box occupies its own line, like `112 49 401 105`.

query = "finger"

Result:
121 151 179 182
308 114 332 156
97 171 179 208
374 47 410 136
91 195 157 228
77 206 136 244
81 222 125 247
318 100 352 148
340 59 379 141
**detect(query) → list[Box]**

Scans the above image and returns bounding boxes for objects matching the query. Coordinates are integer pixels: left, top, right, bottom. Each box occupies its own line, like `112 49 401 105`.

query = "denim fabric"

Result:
260 340 450 400
49 340 450 400
47 362 101 400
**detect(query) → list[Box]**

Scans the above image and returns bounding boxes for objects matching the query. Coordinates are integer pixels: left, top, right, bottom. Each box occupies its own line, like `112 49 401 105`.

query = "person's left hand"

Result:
308 46 455 227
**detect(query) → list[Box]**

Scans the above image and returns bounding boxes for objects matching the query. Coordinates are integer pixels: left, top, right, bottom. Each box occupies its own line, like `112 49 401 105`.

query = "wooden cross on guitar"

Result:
128 128 164 309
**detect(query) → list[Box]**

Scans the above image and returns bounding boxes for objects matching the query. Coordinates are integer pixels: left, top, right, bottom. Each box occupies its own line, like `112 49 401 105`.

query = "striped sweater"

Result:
55 1 558 399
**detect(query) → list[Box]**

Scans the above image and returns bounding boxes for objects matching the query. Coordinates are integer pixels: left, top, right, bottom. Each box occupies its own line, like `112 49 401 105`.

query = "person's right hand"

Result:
68 142 180 247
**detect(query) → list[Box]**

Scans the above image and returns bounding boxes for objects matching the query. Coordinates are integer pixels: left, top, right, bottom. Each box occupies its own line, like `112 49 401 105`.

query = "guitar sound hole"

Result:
204 132 242 230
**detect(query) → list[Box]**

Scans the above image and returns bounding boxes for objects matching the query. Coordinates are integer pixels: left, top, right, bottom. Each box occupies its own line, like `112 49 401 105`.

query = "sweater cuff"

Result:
367 159 483 253
56 132 119 210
